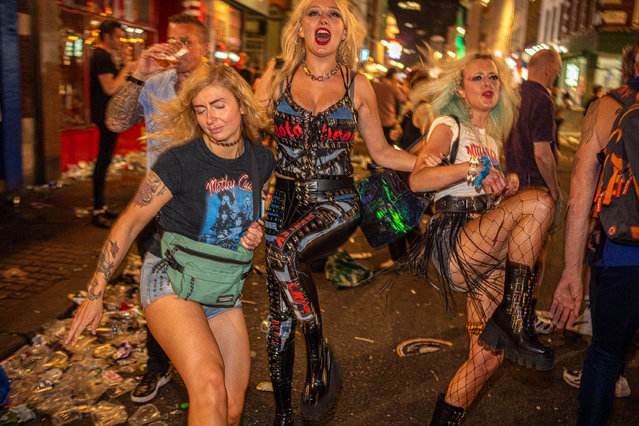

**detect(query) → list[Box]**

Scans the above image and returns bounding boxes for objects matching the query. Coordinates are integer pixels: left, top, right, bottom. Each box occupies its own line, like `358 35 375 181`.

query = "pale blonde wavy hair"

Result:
147 64 267 151
410 53 520 142
267 0 365 102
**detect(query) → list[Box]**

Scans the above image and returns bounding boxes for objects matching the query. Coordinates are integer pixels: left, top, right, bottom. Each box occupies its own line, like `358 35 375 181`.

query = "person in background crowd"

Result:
504 49 562 336
233 52 255 86
372 67 409 145
584 85 604 114
408 53 555 424
67 64 275 425
551 43 639 424
255 0 416 422
399 68 434 150
90 20 135 228
105 13 208 405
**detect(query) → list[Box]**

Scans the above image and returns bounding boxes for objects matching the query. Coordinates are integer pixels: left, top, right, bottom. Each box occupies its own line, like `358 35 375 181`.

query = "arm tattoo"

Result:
88 277 103 300
133 171 168 207
580 100 599 146
108 239 119 259
105 83 144 132
96 243 115 281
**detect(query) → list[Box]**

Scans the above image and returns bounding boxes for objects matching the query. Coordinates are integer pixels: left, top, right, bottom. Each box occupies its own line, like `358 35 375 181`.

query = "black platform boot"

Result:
478 260 554 370
430 393 464 425
300 322 342 420
271 339 295 426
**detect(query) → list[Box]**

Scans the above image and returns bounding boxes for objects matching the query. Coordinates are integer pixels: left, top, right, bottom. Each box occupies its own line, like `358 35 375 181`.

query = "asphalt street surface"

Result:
0 139 637 425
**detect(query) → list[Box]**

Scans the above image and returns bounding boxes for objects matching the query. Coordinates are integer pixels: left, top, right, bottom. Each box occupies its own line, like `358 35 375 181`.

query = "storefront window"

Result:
58 6 155 130
595 55 623 93
58 0 152 25
560 57 587 106
214 1 243 56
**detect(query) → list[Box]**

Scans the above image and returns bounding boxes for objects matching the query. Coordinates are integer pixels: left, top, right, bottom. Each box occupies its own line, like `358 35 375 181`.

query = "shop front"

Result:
57 0 159 172
212 0 269 74
559 30 636 110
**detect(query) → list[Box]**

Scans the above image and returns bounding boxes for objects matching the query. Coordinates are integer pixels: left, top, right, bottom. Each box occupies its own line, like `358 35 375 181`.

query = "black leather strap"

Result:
434 195 495 214
248 142 261 221
448 115 461 165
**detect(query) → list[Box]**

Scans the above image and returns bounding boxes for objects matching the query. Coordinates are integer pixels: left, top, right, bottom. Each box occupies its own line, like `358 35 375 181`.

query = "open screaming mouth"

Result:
315 28 331 45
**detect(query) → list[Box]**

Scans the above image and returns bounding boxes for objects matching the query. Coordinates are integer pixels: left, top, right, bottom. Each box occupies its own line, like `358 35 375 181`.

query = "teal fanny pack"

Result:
158 231 253 307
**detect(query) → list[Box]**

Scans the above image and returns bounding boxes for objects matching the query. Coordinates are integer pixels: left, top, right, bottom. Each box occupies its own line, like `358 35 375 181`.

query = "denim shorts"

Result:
140 252 241 319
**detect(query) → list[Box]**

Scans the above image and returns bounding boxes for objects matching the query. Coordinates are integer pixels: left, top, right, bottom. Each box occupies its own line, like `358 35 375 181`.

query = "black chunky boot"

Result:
268 325 296 426
478 260 554 371
271 340 295 426
430 393 464 425
300 322 342 420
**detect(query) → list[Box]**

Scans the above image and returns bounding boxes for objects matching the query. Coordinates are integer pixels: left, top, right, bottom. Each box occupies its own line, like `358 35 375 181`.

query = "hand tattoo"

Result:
133 171 167 207
88 277 103 300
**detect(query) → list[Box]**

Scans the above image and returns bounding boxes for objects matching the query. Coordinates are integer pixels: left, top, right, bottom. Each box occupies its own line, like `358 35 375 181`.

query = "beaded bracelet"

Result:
466 157 480 183
474 156 491 189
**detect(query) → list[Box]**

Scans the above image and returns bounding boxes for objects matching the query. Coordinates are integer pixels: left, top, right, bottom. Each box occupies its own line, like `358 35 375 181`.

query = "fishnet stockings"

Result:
444 189 554 409
449 189 554 316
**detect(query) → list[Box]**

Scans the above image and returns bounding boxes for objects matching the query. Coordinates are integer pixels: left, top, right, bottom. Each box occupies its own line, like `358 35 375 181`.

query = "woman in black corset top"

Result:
255 0 415 423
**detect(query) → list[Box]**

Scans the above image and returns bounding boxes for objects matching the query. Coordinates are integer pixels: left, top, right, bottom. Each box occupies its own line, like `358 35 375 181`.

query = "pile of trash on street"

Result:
0 255 180 425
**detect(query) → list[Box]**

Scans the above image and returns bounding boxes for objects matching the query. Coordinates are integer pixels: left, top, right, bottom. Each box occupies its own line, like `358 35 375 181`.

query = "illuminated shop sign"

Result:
387 41 402 60
565 63 579 87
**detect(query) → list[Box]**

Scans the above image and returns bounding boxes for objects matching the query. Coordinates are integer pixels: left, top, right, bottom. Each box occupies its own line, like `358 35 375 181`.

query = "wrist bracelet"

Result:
126 73 145 86
474 156 491 189
466 157 480 183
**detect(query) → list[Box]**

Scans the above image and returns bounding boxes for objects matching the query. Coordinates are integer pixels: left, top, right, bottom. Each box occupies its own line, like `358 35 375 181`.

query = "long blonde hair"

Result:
268 0 365 102
410 54 520 142
148 64 267 151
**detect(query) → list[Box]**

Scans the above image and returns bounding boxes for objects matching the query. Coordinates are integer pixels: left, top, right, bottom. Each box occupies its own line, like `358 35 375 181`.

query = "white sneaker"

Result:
568 304 592 336
562 368 630 398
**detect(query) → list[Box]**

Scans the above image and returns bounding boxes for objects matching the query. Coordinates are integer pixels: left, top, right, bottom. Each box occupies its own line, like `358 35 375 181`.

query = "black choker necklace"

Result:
303 63 339 81
205 134 240 147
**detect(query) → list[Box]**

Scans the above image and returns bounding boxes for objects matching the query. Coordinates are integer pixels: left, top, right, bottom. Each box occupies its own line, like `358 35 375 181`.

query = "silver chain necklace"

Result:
302 63 339 81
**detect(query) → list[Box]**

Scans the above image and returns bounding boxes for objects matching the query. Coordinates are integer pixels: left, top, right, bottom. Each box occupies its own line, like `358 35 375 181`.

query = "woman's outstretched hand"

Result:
241 219 265 250
65 288 104 346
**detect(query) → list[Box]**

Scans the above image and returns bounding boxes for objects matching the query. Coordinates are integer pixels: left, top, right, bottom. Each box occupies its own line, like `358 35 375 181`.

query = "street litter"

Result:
325 249 373 289
348 252 373 259
354 337 375 344
1 268 28 280
129 403 161 426
396 338 453 357
0 254 187 424
256 381 273 392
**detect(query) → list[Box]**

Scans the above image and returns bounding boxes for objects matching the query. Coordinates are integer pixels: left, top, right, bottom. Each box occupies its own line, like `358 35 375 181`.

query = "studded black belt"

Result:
276 177 354 204
434 195 496 214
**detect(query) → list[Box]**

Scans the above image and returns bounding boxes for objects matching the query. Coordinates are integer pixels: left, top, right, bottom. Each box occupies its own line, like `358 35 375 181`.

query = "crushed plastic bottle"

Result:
51 406 82 425
128 403 161 425
0 403 36 424
91 401 128 426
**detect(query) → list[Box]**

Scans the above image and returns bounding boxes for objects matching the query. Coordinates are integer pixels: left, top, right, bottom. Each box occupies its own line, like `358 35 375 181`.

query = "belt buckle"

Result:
472 196 486 212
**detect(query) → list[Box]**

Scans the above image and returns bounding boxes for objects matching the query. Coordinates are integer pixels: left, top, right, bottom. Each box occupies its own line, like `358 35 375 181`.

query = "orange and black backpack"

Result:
594 87 639 246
